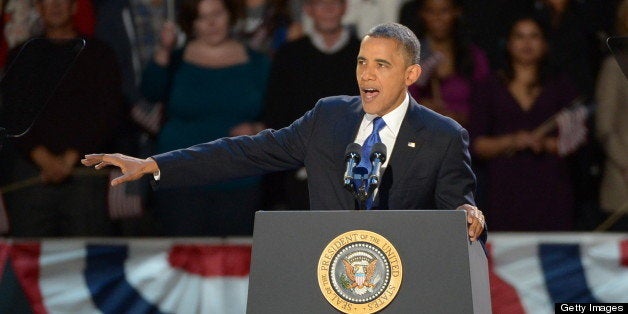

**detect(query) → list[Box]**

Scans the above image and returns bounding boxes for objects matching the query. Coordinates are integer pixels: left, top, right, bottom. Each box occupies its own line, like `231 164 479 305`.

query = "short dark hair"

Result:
365 23 421 65
177 0 240 40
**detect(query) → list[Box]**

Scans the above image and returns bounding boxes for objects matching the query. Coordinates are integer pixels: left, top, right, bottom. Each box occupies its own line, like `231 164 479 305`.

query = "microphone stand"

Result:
356 181 368 211
343 143 387 210
346 170 369 210
356 175 379 211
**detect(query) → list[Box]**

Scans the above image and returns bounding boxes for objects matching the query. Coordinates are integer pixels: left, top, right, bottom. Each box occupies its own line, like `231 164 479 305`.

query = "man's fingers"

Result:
457 204 485 242
101 154 126 167
81 154 105 166
110 165 145 186
469 219 483 241
469 211 485 242
468 222 479 241
83 153 149 187
80 158 99 166
456 204 476 223
94 162 112 170
468 218 478 236
82 154 125 169
111 172 134 186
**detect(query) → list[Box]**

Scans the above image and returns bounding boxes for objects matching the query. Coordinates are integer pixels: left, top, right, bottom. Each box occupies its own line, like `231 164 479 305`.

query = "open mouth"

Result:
361 88 380 102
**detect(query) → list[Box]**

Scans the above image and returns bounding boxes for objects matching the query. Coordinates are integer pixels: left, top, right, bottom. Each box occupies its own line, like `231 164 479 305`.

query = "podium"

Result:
247 210 491 313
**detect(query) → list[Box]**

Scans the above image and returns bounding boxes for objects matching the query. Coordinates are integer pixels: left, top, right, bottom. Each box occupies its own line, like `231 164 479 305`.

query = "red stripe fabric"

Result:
621 240 628 267
487 243 526 314
0 242 9 282
10 243 47 314
168 245 252 277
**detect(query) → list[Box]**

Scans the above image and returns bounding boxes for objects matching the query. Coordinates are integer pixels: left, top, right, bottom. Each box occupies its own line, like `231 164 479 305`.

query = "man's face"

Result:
356 36 421 116
37 0 75 29
305 0 346 35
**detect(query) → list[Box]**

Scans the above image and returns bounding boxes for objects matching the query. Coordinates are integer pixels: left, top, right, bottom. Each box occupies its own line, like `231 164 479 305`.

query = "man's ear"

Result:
405 64 421 86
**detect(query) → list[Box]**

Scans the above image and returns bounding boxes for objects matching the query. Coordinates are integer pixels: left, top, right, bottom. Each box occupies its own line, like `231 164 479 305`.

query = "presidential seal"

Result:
317 230 402 314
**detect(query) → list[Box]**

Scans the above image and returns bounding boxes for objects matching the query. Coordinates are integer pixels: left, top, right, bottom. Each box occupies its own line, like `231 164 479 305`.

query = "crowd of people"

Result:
0 0 625 237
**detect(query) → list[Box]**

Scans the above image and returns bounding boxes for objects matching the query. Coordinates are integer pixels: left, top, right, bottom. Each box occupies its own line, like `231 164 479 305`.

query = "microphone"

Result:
368 142 387 189
343 143 362 190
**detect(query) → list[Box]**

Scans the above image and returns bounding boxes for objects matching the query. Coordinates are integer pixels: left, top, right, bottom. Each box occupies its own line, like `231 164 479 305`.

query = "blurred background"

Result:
0 0 626 313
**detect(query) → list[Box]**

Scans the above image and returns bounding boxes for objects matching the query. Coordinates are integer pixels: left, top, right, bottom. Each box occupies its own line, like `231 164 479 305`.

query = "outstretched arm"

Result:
82 99 324 187
81 154 159 186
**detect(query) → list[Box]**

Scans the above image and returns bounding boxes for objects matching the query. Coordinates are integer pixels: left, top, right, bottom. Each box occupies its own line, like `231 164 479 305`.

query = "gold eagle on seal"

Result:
342 258 377 289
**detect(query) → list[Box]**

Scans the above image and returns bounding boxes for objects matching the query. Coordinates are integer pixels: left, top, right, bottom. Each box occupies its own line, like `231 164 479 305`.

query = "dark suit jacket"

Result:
152 95 477 212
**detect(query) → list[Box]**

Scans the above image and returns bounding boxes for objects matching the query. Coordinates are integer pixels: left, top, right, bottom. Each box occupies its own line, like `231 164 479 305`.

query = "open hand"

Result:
81 153 159 186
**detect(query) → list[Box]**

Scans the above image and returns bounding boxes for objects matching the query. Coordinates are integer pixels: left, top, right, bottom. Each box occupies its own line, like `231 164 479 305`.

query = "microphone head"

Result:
345 142 362 162
370 142 387 162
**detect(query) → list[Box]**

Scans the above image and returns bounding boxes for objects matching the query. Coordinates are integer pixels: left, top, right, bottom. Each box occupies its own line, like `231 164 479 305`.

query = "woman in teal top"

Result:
140 0 269 236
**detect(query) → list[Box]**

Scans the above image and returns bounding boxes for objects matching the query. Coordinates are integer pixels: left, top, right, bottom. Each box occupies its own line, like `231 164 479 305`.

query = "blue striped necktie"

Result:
355 117 386 209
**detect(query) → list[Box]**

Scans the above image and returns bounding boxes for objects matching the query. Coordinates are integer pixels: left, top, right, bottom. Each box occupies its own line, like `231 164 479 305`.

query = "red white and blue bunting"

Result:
0 233 626 314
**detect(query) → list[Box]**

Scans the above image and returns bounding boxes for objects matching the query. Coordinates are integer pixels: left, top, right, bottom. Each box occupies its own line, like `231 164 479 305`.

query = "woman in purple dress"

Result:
408 0 490 128
470 16 579 231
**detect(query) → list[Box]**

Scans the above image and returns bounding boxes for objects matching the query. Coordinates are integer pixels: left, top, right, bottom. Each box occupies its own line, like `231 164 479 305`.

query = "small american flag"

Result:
533 97 592 157
556 104 589 157
130 100 164 136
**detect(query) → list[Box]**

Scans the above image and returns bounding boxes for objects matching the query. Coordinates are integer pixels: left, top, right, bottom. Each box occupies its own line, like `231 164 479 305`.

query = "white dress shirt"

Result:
352 93 409 198
353 92 409 170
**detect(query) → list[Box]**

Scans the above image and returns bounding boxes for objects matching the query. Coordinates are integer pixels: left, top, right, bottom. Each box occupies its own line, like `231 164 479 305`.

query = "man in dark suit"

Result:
82 23 485 242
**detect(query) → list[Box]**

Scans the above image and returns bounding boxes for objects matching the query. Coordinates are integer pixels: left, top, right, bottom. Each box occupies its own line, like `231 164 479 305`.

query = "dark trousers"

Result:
5 157 114 237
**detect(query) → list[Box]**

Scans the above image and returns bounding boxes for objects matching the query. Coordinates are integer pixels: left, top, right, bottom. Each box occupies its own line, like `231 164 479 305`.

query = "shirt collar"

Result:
309 27 350 54
362 92 409 137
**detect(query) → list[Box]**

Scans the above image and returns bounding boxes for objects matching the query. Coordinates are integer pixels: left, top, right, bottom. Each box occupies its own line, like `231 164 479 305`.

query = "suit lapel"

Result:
330 101 364 210
333 102 364 169
388 98 426 179
378 98 426 209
